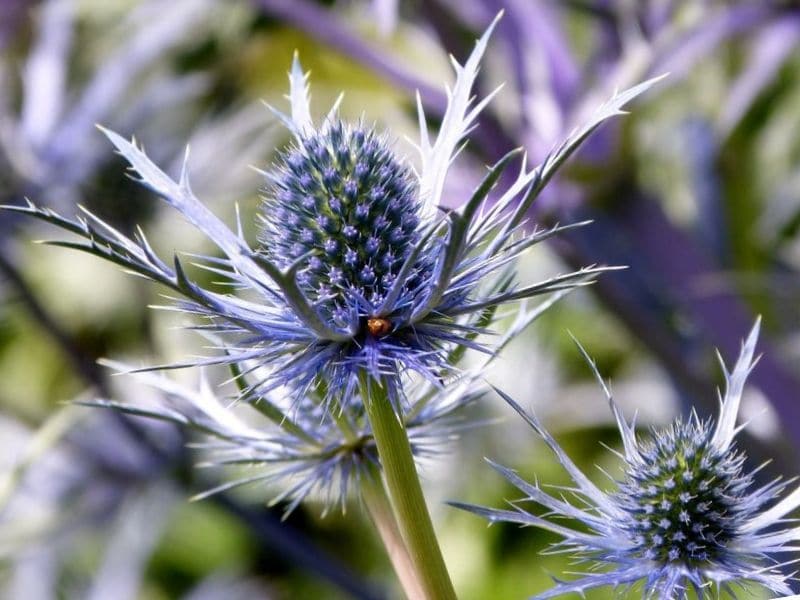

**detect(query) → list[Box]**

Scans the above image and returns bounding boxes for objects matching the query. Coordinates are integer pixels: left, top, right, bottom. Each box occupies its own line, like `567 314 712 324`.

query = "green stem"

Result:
333 391 424 597
360 466 426 600
359 373 456 600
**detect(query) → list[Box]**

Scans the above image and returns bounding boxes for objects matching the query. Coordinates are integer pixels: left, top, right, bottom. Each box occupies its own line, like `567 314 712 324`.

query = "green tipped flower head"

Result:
619 414 751 567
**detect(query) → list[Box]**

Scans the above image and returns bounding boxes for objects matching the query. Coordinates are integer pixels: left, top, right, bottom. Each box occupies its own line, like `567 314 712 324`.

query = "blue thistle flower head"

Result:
259 120 423 320
256 118 443 391
454 319 800 599
1 16 664 511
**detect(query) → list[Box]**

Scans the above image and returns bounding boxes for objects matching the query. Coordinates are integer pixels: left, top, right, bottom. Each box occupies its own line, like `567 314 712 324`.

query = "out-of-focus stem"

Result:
359 372 456 600
361 465 426 600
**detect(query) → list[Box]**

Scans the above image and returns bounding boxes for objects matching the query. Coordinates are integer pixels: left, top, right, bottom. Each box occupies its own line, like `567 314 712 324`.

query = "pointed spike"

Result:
569 334 641 464
324 92 345 126
262 100 296 132
416 91 429 149
180 145 192 191
375 219 441 316
711 316 762 451
463 147 522 223
288 51 313 134
251 253 355 341
173 254 193 292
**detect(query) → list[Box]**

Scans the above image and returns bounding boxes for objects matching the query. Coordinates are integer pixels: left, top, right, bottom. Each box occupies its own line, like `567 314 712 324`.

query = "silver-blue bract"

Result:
3 18 663 511
454 319 800 599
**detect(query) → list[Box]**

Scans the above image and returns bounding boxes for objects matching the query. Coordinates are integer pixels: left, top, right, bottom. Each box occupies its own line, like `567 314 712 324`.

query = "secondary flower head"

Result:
89 351 495 515
454 319 800 599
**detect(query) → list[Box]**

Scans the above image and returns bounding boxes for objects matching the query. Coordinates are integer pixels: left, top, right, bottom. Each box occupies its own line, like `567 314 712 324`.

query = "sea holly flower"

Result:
2 17 662 418
453 319 800 599
3 16 663 599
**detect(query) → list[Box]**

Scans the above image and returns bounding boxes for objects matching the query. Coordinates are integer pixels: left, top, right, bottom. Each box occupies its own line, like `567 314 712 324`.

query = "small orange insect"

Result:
366 317 392 337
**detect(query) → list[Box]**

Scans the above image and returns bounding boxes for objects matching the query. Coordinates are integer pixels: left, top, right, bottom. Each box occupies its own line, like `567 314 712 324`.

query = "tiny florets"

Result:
259 122 426 325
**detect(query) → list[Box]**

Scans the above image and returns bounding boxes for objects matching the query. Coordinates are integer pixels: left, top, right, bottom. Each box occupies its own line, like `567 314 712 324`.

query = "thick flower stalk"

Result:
3 15 663 600
454 319 800 599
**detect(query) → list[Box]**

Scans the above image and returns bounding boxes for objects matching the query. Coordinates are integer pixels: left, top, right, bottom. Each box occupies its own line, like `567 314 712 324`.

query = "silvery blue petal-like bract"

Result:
453 319 800 599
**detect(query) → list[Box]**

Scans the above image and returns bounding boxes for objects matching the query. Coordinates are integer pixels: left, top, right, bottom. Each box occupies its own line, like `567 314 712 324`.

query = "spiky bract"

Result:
454 320 800 599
